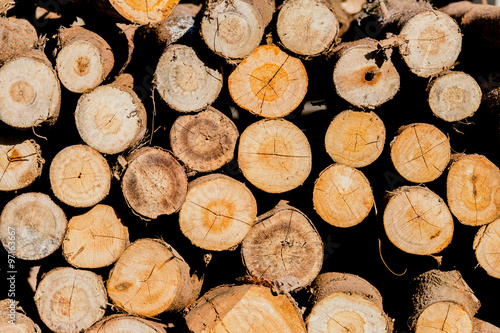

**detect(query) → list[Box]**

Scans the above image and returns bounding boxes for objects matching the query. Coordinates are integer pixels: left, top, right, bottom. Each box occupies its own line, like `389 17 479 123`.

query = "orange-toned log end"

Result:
87 315 169 332
474 218 500 279
414 301 473 333
109 0 181 24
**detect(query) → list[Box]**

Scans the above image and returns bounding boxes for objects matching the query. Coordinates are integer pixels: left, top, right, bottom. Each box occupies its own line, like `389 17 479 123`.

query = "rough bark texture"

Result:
473 218 500 279
474 318 500 333
0 17 38 64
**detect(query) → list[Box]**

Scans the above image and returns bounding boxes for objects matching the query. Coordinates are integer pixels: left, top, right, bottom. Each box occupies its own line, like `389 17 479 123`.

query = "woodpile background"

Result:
0 0 499 332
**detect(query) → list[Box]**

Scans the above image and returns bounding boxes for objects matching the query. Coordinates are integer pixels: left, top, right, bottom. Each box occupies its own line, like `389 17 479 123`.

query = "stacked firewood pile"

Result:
0 0 499 332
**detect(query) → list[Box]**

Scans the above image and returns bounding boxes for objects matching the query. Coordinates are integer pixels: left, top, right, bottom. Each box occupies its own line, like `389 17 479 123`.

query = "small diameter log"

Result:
333 38 400 109
241 200 323 293
428 71 482 122
108 0 181 24
63 204 129 269
0 51 61 129
107 238 202 317
390 123 451 183
0 192 67 260
87 315 168 333
238 118 312 193
383 186 454 256
313 163 374 228
307 272 393 332
35 267 107 332
325 110 385 168
75 74 147 155
201 0 275 60
276 0 339 57
155 44 222 113
56 26 114 93
121 147 188 219
473 318 500 333
50 144 112 208
474 218 500 279
0 299 41 333
0 17 38 64
185 284 307 333
179 174 257 251
0 138 43 191
228 45 308 118
170 107 239 173
447 154 500 226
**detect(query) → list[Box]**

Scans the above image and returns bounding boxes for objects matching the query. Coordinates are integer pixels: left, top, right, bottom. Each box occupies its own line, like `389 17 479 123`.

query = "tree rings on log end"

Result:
109 0 181 24
87 315 169 333
0 138 43 191
474 218 500 279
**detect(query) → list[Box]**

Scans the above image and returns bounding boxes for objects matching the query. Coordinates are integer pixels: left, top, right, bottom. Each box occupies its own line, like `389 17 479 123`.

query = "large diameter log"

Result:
0 18 38 64
121 147 188 219
228 45 308 118
447 154 500 226
0 299 41 333
87 315 168 333
107 238 202 317
170 107 239 173
473 218 500 279
179 174 257 251
241 201 323 293
0 138 43 191
474 318 500 333
238 118 312 193
325 110 385 168
75 74 147 155
56 26 114 94
0 192 67 260
313 163 374 228
155 44 222 113
390 123 451 183
108 0 181 24
63 204 129 269
383 186 454 256
49 144 111 208
185 284 307 332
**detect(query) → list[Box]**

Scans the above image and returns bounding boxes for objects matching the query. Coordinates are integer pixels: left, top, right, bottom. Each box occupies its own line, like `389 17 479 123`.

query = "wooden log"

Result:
55 26 114 93
276 0 339 57
155 44 223 113
0 192 67 260
474 318 500 333
185 284 307 332
201 0 275 60
0 50 61 129
333 38 400 109
49 144 112 208
179 173 257 251
0 299 41 333
169 107 239 173
87 315 168 333
324 110 385 168
307 272 393 332
390 123 451 183
447 154 500 226
0 138 43 191
383 186 454 256
108 0 181 24
121 147 188 219
313 163 374 228
238 118 312 193
0 1 15 15
107 238 202 317
241 200 323 293
228 45 308 118
0 17 38 64
34 267 107 332
473 217 500 279
62 204 129 269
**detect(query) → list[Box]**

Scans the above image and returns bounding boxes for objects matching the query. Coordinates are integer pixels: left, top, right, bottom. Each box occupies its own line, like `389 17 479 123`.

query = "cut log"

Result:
0 138 43 191
87 315 168 333
107 238 202 317
75 74 147 155
34 267 107 332
241 200 323 293
333 38 400 109
49 144 112 208
428 71 482 122
62 204 129 269
0 17 37 64
473 318 500 333
228 45 308 118
185 284 307 332
201 0 275 60
238 118 312 193
0 51 61 129
276 0 339 57
390 123 451 183
473 218 500 279
155 44 223 113
169 107 239 173
313 163 374 228
179 173 257 251
108 0 181 24
0 192 67 260
383 186 454 256
415 301 473 333
325 110 385 168
121 147 188 219
327 0 367 36
0 299 41 333
56 26 114 93
447 154 500 226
